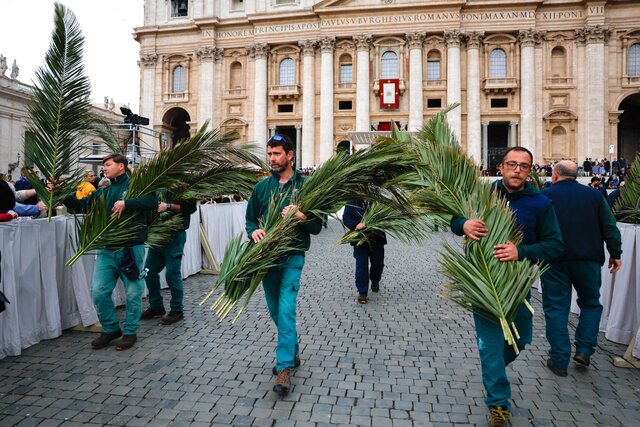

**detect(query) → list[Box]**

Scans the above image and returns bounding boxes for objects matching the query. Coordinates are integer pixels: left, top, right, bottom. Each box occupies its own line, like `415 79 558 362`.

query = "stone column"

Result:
518 29 543 155
300 39 318 167
444 30 462 141
320 37 336 164
196 46 216 127
295 124 302 168
482 121 490 171
139 53 158 136
250 43 269 155
406 32 425 132
465 31 483 164
509 121 518 147
212 48 224 129
583 25 611 160
354 34 373 132
575 29 587 164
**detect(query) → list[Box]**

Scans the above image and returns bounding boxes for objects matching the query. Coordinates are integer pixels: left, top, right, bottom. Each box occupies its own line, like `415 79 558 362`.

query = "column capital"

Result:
213 47 224 62
482 121 490 127
509 120 519 126
295 123 303 129
319 37 336 53
353 34 373 51
518 29 545 47
464 31 484 49
248 43 270 60
139 52 158 67
405 32 426 50
582 24 612 44
299 39 318 56
195 46 218 62
444 30 462 48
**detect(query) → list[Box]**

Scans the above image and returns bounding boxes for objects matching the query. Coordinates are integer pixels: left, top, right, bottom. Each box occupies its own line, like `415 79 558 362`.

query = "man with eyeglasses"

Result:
245 134 323 396
450 146 564 427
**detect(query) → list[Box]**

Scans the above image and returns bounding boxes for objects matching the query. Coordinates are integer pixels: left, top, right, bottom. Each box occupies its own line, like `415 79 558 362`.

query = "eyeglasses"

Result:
503 161 532 172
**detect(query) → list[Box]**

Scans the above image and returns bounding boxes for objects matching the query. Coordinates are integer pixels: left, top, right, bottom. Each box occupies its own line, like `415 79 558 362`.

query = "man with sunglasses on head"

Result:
450 147 564 427
245 134 323 396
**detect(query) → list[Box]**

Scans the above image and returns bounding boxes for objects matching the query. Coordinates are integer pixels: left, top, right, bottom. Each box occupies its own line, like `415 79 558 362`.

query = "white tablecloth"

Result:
200 202 248 268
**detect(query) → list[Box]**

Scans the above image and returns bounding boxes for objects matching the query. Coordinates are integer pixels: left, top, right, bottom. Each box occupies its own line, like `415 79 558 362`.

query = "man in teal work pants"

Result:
245 134 322 396
62 154 157 351
141 197 197 325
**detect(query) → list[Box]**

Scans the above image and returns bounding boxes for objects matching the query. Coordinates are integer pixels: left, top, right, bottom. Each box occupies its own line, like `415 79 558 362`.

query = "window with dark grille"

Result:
338 100 353 110
278 104 294 113
427 98 442 108
491 98 508 108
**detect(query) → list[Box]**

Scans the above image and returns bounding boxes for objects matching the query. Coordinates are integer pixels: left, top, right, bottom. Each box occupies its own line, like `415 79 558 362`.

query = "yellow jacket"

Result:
76 181 96 199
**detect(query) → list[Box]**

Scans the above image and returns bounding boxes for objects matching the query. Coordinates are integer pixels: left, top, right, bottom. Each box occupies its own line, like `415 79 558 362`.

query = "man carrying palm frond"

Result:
245 135 323 395
450 147 564 427
57 154 157 351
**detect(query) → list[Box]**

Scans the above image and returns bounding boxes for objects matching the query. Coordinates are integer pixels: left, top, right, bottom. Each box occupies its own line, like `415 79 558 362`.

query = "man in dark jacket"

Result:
141 194 197 325
63 154 157 351
450 147 564 427
343 199 386 304
542 160 622 376
245 134 323 396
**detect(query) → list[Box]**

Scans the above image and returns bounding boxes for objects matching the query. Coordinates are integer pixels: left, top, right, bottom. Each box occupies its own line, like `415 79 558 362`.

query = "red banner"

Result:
380 79 399 109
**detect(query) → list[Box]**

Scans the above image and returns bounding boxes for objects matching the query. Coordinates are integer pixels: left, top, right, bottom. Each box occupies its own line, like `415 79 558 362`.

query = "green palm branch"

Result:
23 3 95 220
614 159 640 224
179 164 260 201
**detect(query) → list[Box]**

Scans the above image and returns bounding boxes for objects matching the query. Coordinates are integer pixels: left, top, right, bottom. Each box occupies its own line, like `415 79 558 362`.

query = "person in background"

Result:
0 180 18 222
76 170 97 199
14 167 37 205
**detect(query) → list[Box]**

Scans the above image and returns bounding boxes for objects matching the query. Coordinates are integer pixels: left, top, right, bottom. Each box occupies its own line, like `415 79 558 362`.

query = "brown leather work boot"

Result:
273 369 291 395
160 311 184 325
114 334 137 351
488 406 510 427
91 330 122 349
272 355 301 375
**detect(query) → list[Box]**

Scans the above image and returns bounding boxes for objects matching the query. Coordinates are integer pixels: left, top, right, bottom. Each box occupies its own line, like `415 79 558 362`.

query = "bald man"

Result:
541 160 622 376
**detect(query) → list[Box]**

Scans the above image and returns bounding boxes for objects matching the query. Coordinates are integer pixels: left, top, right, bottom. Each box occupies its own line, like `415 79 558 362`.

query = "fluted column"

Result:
482 121 490 171
518 29 543 155
300 39 318 167
250 44 269 154
196 46 216 127
465 31 483 164
319 37 336 164
444 30 462 141
406 32 425 132
139 53 158 137
583 25 611 160
354 34 373 132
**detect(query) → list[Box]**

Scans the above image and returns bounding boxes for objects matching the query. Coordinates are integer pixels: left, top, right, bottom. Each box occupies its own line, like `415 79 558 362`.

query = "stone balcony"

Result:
269 84 300 100
482 77 518 94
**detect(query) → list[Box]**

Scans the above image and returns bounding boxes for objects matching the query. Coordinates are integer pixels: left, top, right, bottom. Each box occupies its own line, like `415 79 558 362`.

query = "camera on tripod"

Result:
120 107 149 126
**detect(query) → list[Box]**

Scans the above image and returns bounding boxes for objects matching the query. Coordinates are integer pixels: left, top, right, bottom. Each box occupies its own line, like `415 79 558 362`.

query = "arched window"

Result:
279 58 295 85
551 126 567 158
381 50 398 79
339 54 353 84
172 65 185 93
551 46 567 77
489 48 507 78
229 61 243 89
628 43 640 77
426 50 441 81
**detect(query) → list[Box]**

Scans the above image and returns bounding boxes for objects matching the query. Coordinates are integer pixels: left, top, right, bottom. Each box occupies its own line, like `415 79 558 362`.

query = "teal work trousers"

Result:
473 298 533 410
92 245 146 335
542 261 602 369
262 254 305 371
144 230 187 313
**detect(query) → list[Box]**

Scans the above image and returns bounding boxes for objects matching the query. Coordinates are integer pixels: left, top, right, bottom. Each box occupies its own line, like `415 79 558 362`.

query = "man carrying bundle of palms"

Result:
450 147 564 426
245 134 323 395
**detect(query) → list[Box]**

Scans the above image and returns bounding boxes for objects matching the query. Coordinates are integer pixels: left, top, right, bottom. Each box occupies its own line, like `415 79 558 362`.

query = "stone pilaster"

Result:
196 46 216 127
299 39 318 167
406 32 425 131
139 52 158 132
249 44 269 155
354 34 372 132
319 37 335 164
465 31 483 164
583 25 611 159
518 29 543 155
444 30 462 141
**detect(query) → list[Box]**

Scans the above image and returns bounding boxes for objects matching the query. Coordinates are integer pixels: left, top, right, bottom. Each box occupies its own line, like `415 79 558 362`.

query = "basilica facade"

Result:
135 0 640 170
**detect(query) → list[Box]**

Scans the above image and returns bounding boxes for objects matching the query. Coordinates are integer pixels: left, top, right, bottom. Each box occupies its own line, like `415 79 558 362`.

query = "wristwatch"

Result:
165 203 171 211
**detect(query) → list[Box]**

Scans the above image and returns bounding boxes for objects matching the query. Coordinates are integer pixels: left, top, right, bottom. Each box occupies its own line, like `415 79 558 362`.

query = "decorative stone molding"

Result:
139 52 158 67
248 43 269 60
195 46 216 62
353 34 373 51
518 29 545 47
405 32 425 50
584 25 612 44
299 39 318 56
213 47 224 62
319 37 336 53
465 31 484 49
443 30 462 48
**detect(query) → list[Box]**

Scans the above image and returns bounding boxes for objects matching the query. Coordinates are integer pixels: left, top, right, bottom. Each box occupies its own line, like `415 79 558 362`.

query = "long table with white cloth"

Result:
0 202 247 359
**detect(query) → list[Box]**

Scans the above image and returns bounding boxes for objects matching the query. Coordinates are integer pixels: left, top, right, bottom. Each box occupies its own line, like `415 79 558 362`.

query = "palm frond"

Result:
614 160 640 224
146 212 184 249
178 164 260 201
23 3 95 220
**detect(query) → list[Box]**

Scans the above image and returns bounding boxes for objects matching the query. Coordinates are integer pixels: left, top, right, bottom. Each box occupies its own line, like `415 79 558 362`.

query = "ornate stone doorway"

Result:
161 107 191 147
336 140 351 155
487 122 509 175
618 93 640 165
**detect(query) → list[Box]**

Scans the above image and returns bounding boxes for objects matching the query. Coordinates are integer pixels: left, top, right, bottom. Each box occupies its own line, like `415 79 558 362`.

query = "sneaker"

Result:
160 311 184 325
114 334 137 351
371 283 380 293
272 354 301 375
574 352 590 367
546 359 568 377
140 307 165 320
273 369 291 395
91 330 122 349
358 293 368 304
488 406 510 427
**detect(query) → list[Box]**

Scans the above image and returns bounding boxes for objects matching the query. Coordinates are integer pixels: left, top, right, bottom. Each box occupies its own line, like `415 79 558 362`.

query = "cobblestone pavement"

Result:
1 220 639 426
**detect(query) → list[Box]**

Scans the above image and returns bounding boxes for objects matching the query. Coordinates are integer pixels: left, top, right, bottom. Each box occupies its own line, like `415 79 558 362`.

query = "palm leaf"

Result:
23 3 95 220
614 159 640 224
